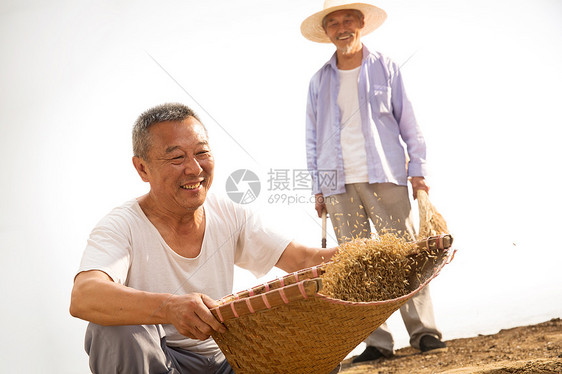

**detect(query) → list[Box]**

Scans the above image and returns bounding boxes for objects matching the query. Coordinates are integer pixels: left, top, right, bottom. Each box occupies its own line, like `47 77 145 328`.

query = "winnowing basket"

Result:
210 235 455 374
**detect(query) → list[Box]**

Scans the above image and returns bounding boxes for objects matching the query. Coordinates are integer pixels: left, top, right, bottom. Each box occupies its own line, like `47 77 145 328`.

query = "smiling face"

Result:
133 117 214 214
323 9 365 55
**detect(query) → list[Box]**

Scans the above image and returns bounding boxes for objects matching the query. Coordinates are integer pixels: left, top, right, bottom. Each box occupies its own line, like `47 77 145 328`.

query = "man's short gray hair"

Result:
132 103 202 160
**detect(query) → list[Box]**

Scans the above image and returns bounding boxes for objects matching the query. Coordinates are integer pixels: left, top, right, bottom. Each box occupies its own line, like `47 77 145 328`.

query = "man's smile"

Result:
180 181 202 190
336 33 353 40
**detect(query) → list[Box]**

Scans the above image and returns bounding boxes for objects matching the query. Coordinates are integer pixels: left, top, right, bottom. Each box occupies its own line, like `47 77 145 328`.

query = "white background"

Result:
1 0 561 372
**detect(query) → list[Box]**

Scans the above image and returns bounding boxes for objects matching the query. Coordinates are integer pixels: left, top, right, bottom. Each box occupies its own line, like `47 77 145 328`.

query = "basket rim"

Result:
210 235 456 322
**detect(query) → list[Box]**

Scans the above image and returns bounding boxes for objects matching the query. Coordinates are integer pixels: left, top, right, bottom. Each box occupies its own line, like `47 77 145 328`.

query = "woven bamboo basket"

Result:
211 234 455 373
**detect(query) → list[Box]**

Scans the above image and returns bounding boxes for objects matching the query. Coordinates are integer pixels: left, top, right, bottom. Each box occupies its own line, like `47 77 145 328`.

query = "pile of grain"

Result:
320 233 416 302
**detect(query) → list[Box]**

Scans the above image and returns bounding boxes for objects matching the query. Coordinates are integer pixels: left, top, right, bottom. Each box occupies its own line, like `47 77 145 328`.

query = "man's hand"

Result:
315 193 326 218
165 293 226 340
70 270 226 340
410 176 430 200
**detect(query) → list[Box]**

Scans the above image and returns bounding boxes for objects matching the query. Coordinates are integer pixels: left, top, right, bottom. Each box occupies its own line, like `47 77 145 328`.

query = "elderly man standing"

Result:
70 103 337 373
301 0 447 363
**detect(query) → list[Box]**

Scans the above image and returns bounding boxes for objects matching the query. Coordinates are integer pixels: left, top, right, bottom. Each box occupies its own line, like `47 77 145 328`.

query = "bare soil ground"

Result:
340 318 561 374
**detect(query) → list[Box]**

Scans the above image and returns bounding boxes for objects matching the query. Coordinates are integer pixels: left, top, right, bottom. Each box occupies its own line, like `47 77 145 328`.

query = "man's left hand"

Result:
410 177 430 200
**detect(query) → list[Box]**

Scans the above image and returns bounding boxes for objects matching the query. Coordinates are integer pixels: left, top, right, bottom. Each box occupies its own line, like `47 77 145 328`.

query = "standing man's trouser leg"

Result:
85 323 234 374
325 183 441 356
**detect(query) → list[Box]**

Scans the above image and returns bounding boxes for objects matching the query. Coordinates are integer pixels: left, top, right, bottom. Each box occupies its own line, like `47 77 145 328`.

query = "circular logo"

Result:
225 169 261 204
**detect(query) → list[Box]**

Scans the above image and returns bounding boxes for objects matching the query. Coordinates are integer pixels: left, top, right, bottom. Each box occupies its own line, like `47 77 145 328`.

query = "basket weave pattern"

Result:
211 235 454 373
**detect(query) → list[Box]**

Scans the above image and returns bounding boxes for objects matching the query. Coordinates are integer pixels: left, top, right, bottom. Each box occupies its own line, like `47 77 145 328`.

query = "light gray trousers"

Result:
85 323 234 374
324 183 442 356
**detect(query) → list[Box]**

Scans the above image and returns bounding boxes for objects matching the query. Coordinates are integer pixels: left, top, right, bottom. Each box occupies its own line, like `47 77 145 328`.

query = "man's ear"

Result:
132 156 150 182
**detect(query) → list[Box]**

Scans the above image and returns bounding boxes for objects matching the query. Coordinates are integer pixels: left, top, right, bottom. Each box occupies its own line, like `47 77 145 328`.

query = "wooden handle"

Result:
321 210 327 248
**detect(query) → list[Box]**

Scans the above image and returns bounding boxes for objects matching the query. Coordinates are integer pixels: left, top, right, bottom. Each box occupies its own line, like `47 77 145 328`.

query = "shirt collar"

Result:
327 44 371 71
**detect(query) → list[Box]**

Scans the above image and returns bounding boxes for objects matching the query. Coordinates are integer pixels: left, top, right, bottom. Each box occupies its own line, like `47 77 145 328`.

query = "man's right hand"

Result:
315 193 326 218
165 293 226 340
70 270 226 340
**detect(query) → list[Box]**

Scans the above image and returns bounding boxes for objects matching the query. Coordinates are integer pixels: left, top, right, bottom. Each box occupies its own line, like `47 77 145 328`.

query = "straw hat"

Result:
301 0 387 43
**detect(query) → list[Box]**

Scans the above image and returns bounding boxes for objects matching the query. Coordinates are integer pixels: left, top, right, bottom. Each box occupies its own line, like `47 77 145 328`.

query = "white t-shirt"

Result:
337 66 369 184
78 193 291 356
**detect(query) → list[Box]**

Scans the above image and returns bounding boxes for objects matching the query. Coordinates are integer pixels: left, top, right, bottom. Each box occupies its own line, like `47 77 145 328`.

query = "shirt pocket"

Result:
370 84 392 115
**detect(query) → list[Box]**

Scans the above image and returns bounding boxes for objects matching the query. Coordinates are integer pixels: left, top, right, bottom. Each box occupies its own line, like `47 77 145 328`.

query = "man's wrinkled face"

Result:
323 9 365 53
138 117 214 212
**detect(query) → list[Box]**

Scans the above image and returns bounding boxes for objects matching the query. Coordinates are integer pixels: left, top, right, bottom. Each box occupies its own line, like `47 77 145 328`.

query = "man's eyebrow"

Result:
164 141 209 153
165 145 181 153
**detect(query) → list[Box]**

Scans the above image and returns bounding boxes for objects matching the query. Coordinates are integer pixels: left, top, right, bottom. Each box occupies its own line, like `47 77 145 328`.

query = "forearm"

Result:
276 241 338 273
302 246 337 269
70 271 172 326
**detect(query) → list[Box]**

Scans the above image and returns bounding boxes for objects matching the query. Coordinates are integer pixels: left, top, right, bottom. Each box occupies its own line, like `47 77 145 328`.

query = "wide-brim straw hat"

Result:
301 0 387 43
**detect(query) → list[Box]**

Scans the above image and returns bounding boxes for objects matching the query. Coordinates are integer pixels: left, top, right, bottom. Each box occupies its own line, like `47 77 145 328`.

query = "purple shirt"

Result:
306 45 427 196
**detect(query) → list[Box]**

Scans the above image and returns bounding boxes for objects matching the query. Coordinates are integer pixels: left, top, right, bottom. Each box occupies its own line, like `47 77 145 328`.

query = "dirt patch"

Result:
340 318 561 374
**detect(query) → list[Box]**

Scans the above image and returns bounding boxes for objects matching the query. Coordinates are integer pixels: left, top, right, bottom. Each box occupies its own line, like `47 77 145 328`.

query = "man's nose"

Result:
184 157 203 175
337 24 346 33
